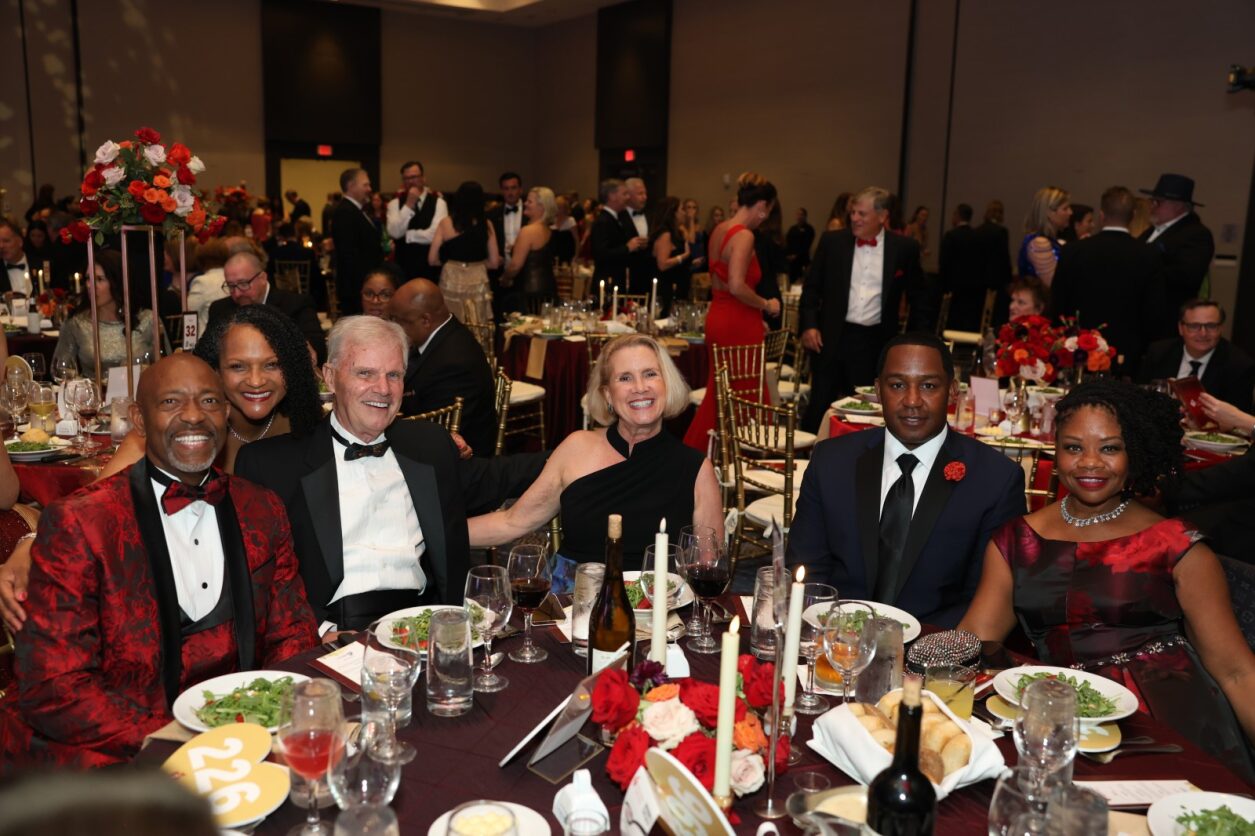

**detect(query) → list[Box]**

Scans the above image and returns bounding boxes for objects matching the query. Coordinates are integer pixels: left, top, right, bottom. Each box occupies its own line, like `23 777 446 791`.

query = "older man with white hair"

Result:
236 315 545 632
206 249 327 362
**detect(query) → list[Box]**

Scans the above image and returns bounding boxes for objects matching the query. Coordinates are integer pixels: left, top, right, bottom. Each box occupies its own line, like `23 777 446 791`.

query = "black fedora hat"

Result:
1139 173 1204 207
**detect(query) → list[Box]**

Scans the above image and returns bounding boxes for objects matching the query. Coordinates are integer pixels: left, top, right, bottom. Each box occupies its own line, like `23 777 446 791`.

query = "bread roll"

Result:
20 428 49 443
870 728 896 752
941 731 972 776
920 698 941 715
920 715 948 736
922 719 963 752
849 703 871 717
876 691 903 722
918 748 945 785
857 714 888 733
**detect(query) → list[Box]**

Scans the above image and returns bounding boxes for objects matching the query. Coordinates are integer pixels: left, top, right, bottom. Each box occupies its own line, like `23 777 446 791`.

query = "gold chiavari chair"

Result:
493 368 512 456
402 396 463 434
581 333 616 429
466 321 496 369
272 259 311 295
689 340 767 409
936 292 954 337
763 328 791 385
782 294 801 335
499 369 546 449
326 275 340 320
979 288 998 335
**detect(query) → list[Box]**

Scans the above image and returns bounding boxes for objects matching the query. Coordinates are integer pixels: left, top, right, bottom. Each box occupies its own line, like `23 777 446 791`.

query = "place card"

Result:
621 766 662 836
308 639 365 694
1073 779 1197 809
970 376 1001 421
105 364 144 403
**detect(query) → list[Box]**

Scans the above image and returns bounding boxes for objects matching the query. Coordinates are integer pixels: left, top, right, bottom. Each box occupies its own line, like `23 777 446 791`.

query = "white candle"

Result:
73 272 81 295
599 279 605 311
651 519 668 664
713 615 740 807
781 566 806 715
650 277 658 323
23 270 30 295
611 286 618 320
37 269 44 295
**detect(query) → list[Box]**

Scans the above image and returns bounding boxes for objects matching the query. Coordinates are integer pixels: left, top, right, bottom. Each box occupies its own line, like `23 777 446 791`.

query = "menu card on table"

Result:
1074 779 1196 809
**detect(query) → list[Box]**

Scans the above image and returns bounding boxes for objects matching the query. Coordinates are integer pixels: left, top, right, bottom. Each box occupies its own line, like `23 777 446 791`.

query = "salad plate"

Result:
374 604 487 656
173 671 310 733
623 570 693 616
1183 431 1248 454
992 665 1137 725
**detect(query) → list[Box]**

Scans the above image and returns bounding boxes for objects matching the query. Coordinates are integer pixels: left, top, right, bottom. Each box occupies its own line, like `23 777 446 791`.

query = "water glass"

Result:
988 766 1060 836
563 809 610 836
333 806 399 836
464 565 513 692
796 582 838 715
924 663 976 719
362 643 421 764
426 608 474 718
820 603 877 704
109 396 132 443
853 617 904 704
1013 679 1078 799
571 563 605 657
749 566 779 659
1043 784 1108 835
327 721 400 812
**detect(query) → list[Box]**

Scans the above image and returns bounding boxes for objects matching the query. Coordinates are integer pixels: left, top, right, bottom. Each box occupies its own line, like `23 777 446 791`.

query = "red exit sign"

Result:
316 144 333 157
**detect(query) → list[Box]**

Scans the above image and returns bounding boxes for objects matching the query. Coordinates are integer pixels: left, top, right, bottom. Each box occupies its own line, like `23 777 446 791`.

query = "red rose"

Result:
672 732 717 791
744 662 778 710
774 734 790 772
679 679 721 728
79 197 99 216
135 126 161 145
167 142 191 165
606 724 651 790
81 168 104 196
176 164 196 185
139 202 167 224
944 461 966 482
591 669 640 732
127 180 148 199
737 654 758 682
68 220 91 243
1077 332 1099 352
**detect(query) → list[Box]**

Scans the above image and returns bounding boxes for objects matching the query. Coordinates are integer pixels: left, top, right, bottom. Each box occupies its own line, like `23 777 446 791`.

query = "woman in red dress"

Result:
684 174 782 450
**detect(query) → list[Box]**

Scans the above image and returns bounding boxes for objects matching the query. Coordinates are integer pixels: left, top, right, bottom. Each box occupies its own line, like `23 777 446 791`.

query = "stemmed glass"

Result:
1003 386 1026 427
362 642 421 765
507 544 551 663
464 565 513 691
65 378 102 452
795 582 839 715
0 378 29 425
820 602 877 704
275 678 346 836
326 718 401 816
27 384 56 430
51 356 77 386
677 528 730 655
22 353 46 381
677 525 718 639
1013 678 1078 803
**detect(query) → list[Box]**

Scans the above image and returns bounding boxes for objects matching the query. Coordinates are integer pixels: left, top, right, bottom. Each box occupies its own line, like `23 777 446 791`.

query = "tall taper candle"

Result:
650 276 658 324
651 519 668 664
73 272 81 295
781 566 806 714
713 615 740 808
599 279 605 311
611 286 618 321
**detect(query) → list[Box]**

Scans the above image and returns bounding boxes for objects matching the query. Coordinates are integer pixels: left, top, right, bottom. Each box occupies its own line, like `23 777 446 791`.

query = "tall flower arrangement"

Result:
62 127 225 245
1053 316 1115 375
994 315 1058 383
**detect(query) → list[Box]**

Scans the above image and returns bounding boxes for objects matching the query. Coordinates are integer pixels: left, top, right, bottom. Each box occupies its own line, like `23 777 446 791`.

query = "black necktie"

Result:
874 453 918 602
330 425 390 461
1189 360 1202 378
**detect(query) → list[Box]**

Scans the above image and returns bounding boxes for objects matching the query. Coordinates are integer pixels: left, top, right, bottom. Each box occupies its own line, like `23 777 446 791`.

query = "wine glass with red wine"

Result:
275 678 345 836
507 543 551 663
679 529 730 654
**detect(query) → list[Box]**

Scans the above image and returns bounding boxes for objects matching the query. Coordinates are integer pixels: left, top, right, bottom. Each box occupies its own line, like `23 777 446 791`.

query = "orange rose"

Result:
1013 348 1029 363
644 683 681 703
118 140 133 149
143 187 163 204
733 714 768 752
1087 351 1111 372
102 200 119 214
160 194 177 212
153 174 171 188
187 207 206 229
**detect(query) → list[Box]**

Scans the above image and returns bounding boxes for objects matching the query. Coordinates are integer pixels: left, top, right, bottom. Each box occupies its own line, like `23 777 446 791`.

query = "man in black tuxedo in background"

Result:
800 186 927 432
284 190 311 225
391 279 497 457
331 168 382 315
1138 173 1215 339
623 178 651 294
386 161 446 282
206 250 327 363
785 207 815 282
974 199 1013 328
591 179 647 291
489 171 525 319
1139 300 1255 413
1050 186 1164 378
938 203 988 332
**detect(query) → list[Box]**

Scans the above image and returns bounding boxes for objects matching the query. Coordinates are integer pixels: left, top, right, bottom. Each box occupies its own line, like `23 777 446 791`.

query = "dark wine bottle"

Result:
865 678 937 836
587 514 636 675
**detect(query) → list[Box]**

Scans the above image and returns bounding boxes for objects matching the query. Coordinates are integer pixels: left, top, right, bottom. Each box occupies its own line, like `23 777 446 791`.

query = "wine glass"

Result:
27 384 56 431
676 525 718 639
820 602 877 704
361 642 421 765
276 678 346 836
1012 678 1078 803
65 378 102 452
507 543 551 663
988 766 1058 836
51 356 78 386
22 353 46 382
677 528 730 655
326 718 401 813
0 378 29 425
464 565 513 692
795 582 838 715
1003 386 1026 426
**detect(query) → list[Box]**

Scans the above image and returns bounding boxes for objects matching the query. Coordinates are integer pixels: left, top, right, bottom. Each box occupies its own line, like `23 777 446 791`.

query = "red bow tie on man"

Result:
856 237 878 248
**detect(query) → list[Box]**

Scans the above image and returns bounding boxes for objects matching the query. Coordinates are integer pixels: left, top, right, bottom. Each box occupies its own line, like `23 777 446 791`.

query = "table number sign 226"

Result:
163 723 291 827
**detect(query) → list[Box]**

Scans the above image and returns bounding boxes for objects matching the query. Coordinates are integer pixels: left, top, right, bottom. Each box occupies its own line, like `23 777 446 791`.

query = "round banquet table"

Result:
138 596 1253 835
5 332 58 368
501 334 709 447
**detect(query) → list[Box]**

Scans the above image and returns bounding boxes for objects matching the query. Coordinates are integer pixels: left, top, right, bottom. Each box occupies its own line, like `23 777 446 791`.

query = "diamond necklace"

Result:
1059 494 1130 528
228 411 276 444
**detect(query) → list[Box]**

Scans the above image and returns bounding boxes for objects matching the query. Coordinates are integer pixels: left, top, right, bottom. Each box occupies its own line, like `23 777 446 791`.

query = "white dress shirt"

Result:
1146 211 1188 244
328 412 426 604
5 260 31 296
846 228 885 326
151 466 225 621
386 190 448 245
880 425 949 518
502 202 523 250
628 208 648 239
1176 346 1215 380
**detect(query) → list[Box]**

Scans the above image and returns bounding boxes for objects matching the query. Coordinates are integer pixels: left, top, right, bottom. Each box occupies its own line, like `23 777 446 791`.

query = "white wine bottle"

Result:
866 677 937 835
586 514 635 675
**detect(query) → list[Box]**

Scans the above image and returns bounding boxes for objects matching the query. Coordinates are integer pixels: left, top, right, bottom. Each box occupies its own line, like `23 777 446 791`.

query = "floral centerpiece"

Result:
62 127 225 246
214 184 256 227
1053 316 1116 375
593 657 789 800
994 314 1058 383
35 289 70 323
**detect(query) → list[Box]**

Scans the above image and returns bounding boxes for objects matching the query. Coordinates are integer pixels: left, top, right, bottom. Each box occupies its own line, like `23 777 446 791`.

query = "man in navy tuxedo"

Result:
787 333 1025 627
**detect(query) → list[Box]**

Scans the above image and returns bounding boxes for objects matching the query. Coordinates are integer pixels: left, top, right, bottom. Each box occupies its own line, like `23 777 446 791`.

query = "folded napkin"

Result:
526 336 548 379
604 320 634 335
843 413 885 426
808 691 1005 801
563 335 586 343
141 720 196 749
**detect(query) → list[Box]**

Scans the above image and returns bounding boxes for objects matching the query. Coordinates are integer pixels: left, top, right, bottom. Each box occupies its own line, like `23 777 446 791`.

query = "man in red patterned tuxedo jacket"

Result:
0 355 317 770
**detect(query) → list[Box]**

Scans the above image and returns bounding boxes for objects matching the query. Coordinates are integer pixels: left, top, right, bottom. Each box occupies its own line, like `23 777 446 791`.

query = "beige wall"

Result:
531 13 598 198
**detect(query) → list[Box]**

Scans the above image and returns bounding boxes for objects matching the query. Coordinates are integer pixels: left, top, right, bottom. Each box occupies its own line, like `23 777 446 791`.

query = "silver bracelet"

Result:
16 532 35 544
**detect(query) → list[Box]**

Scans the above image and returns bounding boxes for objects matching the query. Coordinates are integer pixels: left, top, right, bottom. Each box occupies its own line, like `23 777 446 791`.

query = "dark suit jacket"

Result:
623 209 652 293
206 285 328 363
234 419 546 625
331 198 383 314
938 224 992 332
787 429 1026 627
1168 446 1255 563
1138 338 1255 413
786 221 815 280
974 221 1013 327
401 317 497 456
1050 229 1164 377
1138 213 1215 338
289 198 311 223
591 208 635 286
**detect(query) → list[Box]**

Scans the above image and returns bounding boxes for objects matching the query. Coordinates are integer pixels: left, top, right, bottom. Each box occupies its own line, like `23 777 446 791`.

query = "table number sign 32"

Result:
163 723 291 828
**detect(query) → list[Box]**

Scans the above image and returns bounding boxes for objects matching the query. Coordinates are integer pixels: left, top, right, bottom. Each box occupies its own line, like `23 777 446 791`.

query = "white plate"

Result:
1147 791 1255 835
624 570 694 616
428 801 551 836
831 396 883 418
1183 432 1248 454
5 437 72 461
172 670 310 734
853 385 880 404
803 599 921 643
992 665 1138 725
374 604 487 656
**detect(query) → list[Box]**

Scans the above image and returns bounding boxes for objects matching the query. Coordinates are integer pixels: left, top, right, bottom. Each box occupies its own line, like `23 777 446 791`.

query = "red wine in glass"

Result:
76 407 99 429
281 728 344 781
686 565 731 598
511 577 551 612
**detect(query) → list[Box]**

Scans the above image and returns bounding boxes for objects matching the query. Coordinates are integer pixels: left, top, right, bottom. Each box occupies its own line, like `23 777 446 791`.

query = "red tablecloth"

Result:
13 447 111 507
139 598 1252 835
502 336 709 447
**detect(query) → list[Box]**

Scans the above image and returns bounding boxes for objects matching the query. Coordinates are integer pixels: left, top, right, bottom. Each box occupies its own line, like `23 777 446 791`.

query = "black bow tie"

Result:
504 205 519 214
4 263 25 271
331 426 390 461
630 210 642 217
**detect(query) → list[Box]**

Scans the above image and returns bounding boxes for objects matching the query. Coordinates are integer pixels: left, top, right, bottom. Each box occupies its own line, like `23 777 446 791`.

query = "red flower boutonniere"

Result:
944 461 966 482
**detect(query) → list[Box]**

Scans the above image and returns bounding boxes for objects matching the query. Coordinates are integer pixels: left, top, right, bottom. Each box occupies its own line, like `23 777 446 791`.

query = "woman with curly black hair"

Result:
960 379 1255 779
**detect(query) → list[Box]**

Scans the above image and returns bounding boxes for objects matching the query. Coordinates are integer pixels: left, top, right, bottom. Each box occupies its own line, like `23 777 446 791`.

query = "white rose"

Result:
1064 336 1078 352
172 186 195 217
143 144 167 166
94 140 120 165
640 698 700 751
187 156 205 174
101 166 125 187
730 749 765 796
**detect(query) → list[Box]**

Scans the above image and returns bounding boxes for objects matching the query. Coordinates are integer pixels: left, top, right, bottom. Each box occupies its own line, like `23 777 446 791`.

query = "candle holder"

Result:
753 622 788 820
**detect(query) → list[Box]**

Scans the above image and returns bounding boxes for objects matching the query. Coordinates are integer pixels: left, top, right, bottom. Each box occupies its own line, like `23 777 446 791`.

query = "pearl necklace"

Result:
1059 494 1130 528
228 411 275 444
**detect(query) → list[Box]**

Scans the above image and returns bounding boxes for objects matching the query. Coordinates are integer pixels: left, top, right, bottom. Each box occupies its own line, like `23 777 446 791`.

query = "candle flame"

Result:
796 565 805 582
660 518 667 534
729 616 740 634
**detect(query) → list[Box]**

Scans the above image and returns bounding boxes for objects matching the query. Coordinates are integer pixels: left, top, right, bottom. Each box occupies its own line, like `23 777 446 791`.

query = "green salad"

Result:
390 604 485 651
626 573 678 609
1191 432 1243 444
820 606 907 633
5 441 52 452
840 400 878 411
1014 672 1117 718
195 676 294 728
1176 805 1255 835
